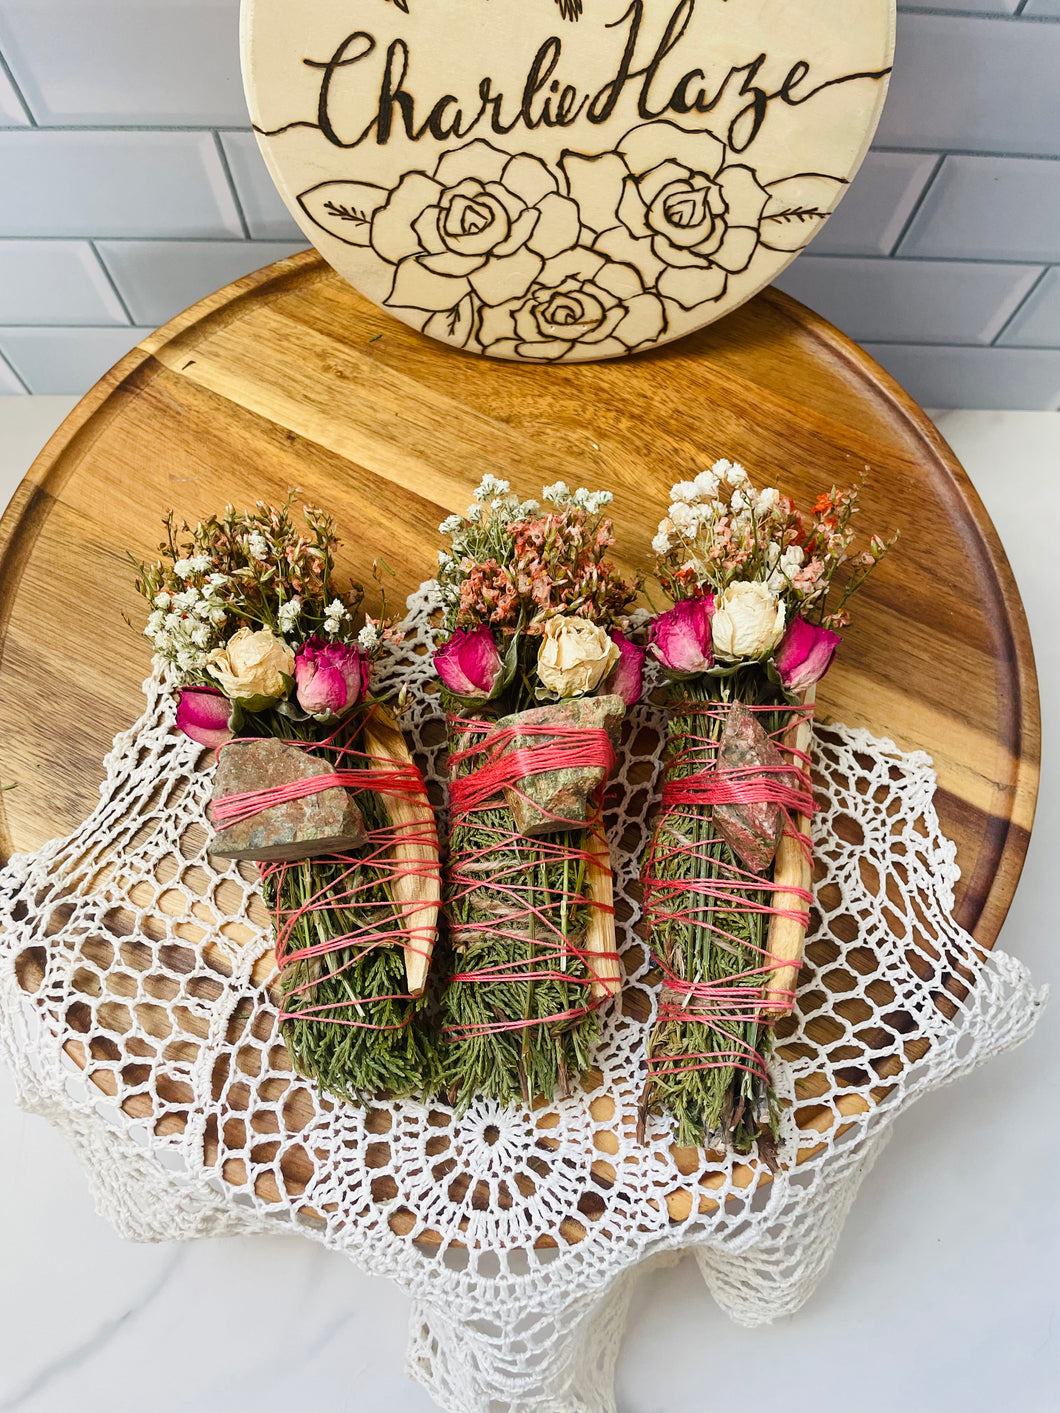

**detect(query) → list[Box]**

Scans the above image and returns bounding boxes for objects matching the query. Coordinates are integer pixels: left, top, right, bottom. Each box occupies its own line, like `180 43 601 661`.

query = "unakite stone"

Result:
496 694 625 836
207 737 367 862
712 703 786 875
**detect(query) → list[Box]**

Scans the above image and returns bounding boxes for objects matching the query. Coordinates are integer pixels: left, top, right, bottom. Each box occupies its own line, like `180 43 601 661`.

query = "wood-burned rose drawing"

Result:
297 125 844 361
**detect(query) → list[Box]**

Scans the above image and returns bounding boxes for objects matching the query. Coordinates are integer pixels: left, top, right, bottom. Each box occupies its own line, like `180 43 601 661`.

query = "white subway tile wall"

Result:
0 130 246 238
900 156 1060 262
863 344 1060 410
875 15 1060 156
0 325 156 394
0 53 29 123
0 349 25 393
219 131 304 240
0 1 1057 407
0 241 127 324
775 257 1043 345
998 268 1060 347
97 239 309 324
807 152 941 257
0 1 247 126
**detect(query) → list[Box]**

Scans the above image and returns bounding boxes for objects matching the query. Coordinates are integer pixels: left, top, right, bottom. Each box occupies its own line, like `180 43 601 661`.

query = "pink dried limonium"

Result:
438 477 640 637
507 505 636 631
455 558 519 630
435 476 642 712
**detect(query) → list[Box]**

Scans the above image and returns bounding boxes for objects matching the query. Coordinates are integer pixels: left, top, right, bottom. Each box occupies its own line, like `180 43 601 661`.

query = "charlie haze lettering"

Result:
271 0 891 155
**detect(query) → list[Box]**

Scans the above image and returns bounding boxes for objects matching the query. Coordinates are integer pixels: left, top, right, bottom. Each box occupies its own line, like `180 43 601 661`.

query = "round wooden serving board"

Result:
0 249 1039 1224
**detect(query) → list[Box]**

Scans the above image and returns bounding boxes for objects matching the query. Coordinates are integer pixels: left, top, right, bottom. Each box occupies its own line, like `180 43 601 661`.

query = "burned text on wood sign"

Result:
243 0 895 360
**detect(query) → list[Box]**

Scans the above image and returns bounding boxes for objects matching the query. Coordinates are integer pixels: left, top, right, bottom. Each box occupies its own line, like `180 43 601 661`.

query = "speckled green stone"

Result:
712 703 786 874
497 694 626 836
208 737 367 862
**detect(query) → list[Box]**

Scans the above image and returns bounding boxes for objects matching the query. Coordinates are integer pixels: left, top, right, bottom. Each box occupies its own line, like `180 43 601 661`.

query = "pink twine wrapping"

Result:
448 719 616 820
442 717 618 1042
213 719 440 1030
211 762 426 829
644 700 814 1081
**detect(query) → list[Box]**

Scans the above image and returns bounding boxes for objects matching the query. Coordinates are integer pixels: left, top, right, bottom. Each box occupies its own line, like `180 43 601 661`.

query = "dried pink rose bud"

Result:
434 624 503 699
176 687 236 750
649 595 716 675
294 637 370 721
601 630 645 706
774 617 841 693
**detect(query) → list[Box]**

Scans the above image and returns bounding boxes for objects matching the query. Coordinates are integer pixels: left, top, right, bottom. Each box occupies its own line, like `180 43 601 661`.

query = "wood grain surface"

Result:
0 250 1039 1228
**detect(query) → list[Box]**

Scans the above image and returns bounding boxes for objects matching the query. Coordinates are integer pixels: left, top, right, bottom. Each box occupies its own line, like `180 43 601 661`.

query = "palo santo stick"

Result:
761 684 816 1019
362 708 441 997
584 819 621 1001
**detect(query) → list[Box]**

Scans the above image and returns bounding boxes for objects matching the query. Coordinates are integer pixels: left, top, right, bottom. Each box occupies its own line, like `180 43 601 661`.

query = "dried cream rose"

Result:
711 582 786 661
207 627 295 705
537 615 621 698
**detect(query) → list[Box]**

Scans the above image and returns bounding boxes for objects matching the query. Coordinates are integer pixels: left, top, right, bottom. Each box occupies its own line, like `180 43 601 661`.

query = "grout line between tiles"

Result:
889 154 946 256
0 122 253 134
0 48 35 127
871 146 1060 161
0 345 29 393
86 241 136 326
0 235 276 245
990 265 1055 346
0 324 168 330
211 131 252 240
897 5 1057 17
791 254 1060 268
854 336 1060 349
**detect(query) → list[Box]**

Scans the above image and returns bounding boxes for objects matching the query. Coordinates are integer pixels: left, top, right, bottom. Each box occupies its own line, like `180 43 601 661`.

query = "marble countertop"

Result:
0 400 1056 1413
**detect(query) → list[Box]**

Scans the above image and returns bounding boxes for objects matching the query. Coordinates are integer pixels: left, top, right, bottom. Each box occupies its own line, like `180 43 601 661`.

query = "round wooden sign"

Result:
241 0 894 362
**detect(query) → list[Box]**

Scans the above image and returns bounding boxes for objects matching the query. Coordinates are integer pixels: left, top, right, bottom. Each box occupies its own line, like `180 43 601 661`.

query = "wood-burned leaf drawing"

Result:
423 294 477 350
298 180 387 247
759 174 847 253
328 201 369 224
386 0 410 12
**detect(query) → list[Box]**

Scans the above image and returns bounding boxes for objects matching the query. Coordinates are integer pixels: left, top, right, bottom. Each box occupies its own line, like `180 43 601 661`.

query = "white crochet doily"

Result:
0 584 1045 1413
